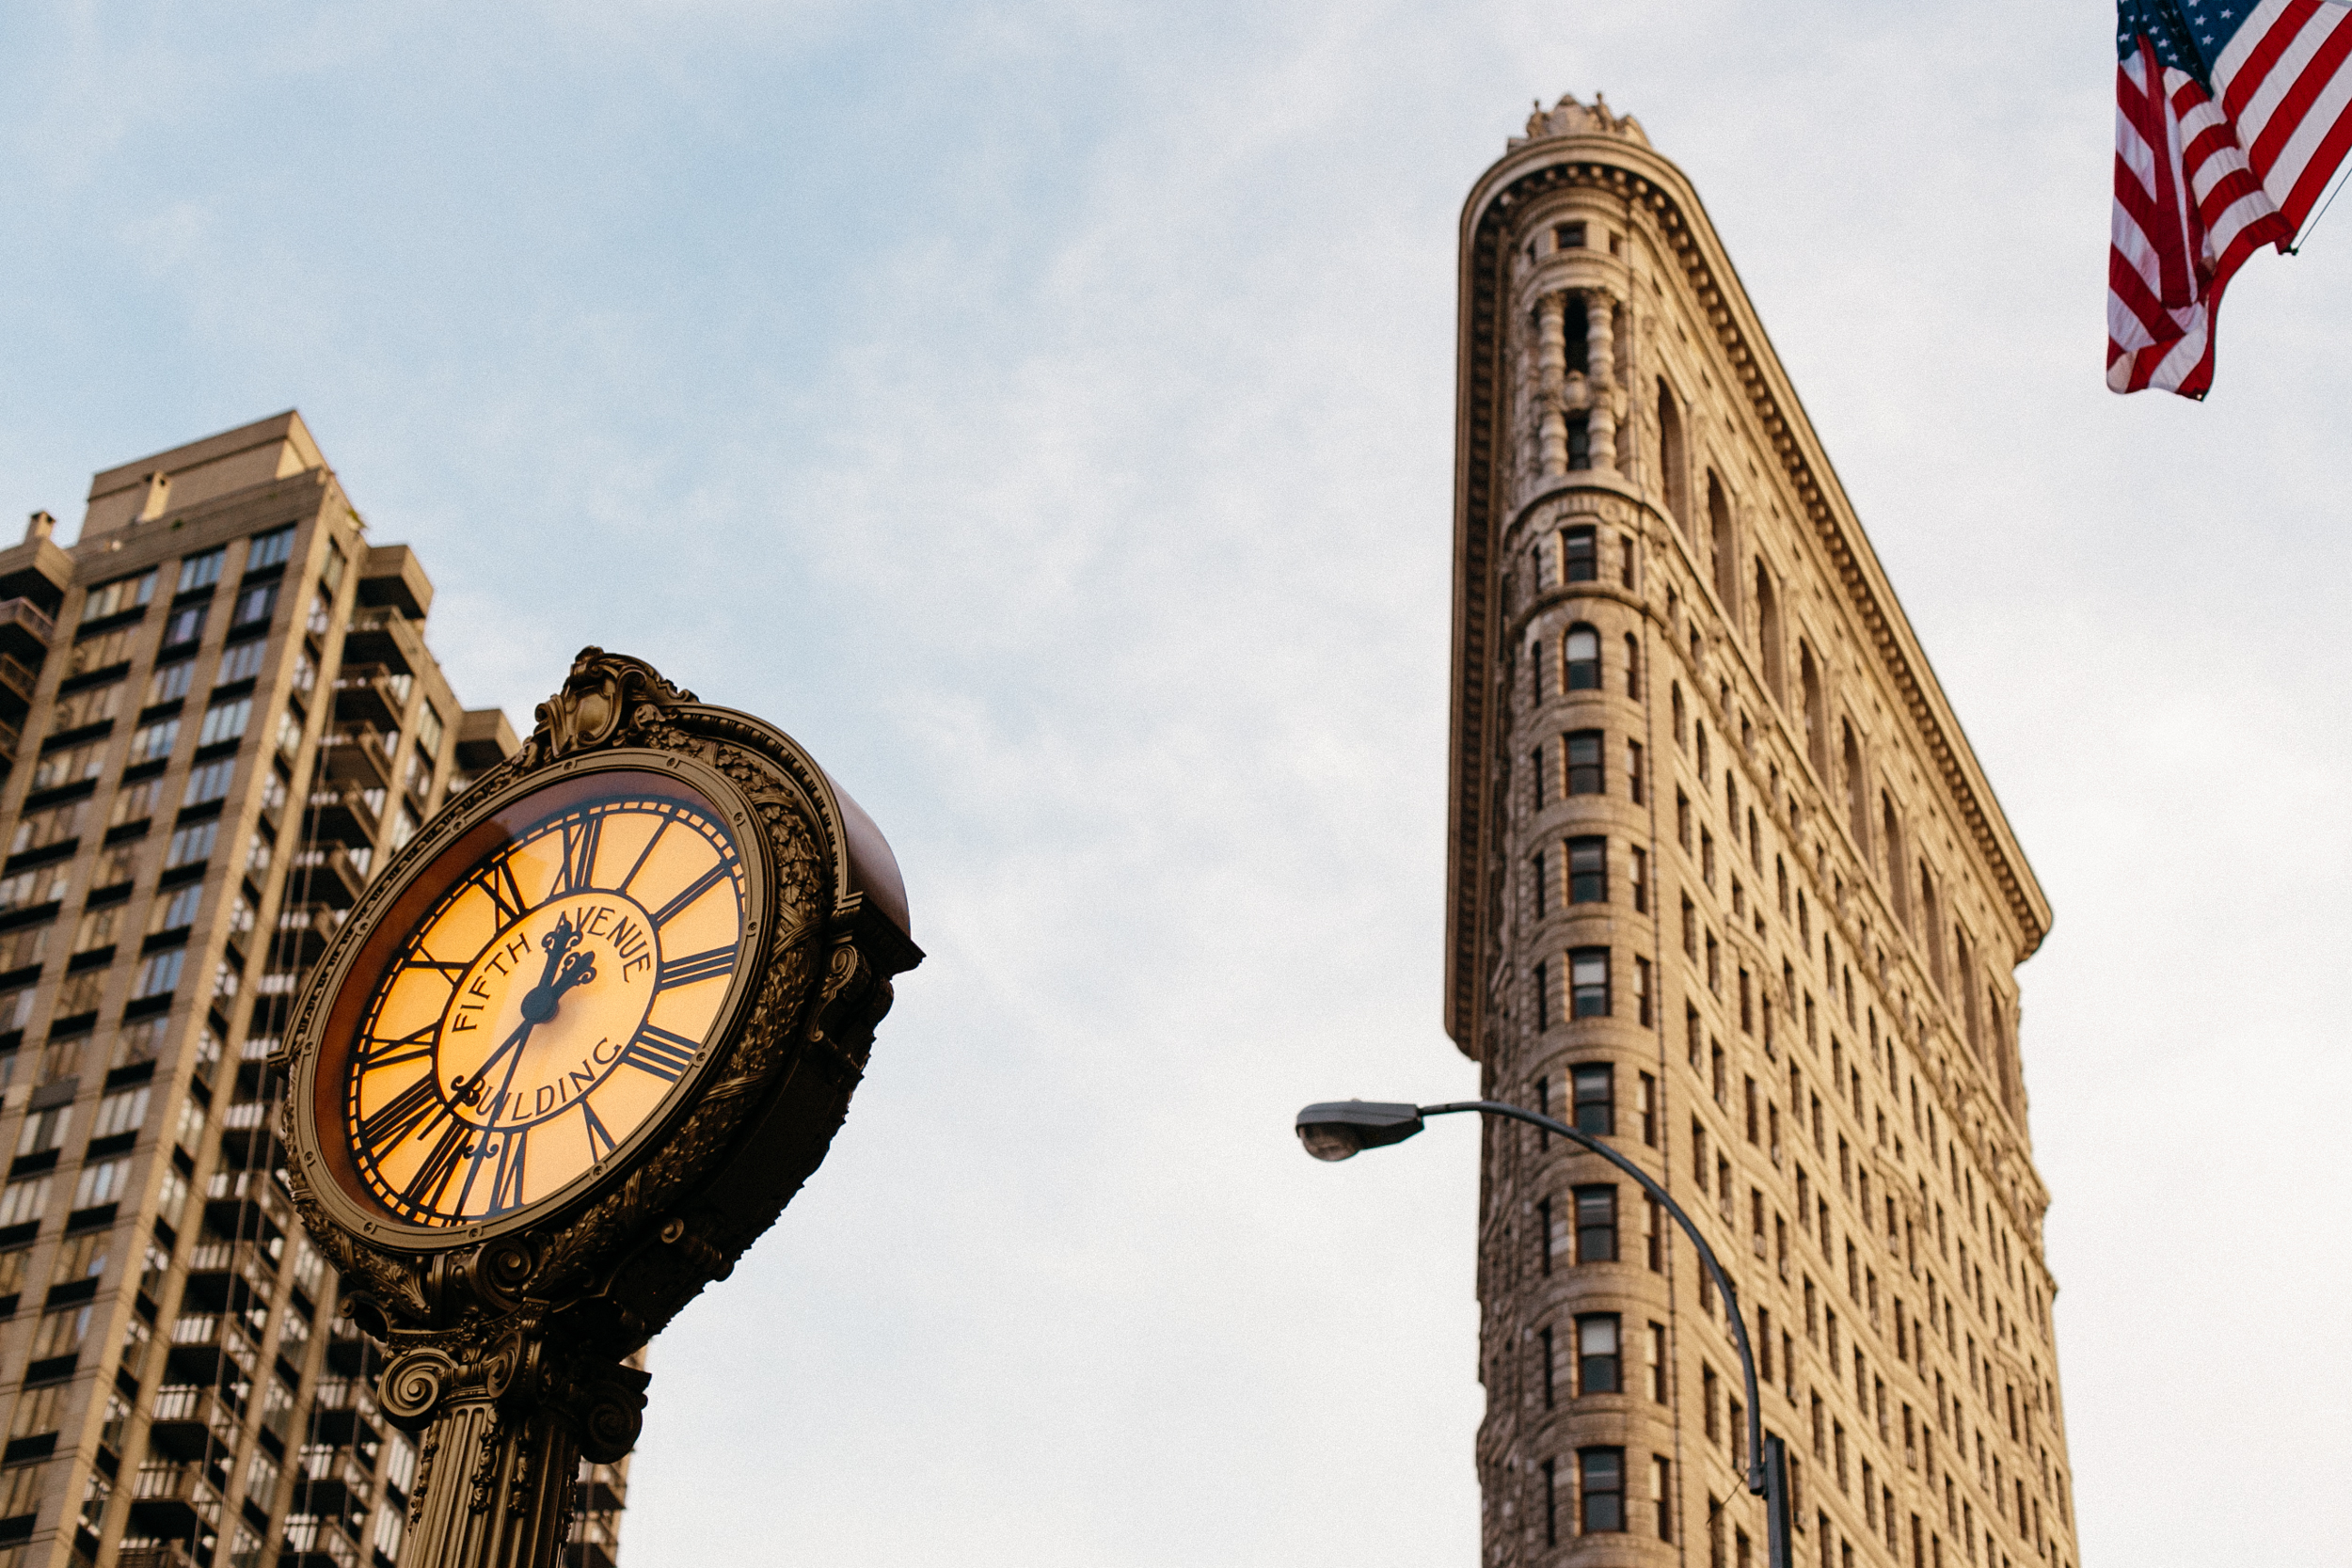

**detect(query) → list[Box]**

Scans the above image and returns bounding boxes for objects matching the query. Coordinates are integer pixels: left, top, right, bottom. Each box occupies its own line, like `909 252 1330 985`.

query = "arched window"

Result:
1707 474 1737 613
1565 626 1601 690
1564 525 1597 582
1841 722 1869 853
1657 381 1688 535
1623 634 1641 698
1753 559 1784 705
1671 682 1686 746
1881 795 1909 921
1799 643 1826 775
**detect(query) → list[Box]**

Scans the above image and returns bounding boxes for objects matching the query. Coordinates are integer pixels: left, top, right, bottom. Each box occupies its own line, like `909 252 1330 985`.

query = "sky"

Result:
4 1 2349 1563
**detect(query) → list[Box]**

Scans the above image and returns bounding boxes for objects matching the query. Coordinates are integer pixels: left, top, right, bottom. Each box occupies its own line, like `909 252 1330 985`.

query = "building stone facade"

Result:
0 413 630 1568
1445 100 2077 1568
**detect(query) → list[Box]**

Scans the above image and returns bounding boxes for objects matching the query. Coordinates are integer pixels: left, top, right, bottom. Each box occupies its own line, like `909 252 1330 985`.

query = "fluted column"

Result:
1535 292 1569 477
1582 289 1618 472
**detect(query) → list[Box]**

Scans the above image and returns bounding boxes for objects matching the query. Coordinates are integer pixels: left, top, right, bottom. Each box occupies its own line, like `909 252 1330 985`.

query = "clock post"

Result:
275 649 922 1567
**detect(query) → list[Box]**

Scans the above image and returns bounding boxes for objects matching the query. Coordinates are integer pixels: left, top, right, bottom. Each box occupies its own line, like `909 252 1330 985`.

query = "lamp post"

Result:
1295 1097 1792 1568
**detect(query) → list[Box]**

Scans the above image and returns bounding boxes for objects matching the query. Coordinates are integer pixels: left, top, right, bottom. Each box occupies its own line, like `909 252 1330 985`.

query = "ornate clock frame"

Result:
277 649 921 1567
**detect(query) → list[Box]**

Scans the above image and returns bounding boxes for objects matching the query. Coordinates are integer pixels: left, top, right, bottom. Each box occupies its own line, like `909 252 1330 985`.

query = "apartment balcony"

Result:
115 1545 198 1568
271 905 343 970
317 728 392 793
0 598 54 663
0 653 33 720
339 607 422 676
146 1384 244 1462
288 847 369 910
127 1459 224 1540
329 663 410 731
303 783 381 849
166 1311 261 1388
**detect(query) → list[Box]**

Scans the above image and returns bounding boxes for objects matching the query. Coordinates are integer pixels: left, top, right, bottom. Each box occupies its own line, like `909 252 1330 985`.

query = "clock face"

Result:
331 772 751 1228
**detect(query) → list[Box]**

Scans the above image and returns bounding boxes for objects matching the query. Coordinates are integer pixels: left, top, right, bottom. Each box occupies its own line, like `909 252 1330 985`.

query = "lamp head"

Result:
1295 1101 1426 1162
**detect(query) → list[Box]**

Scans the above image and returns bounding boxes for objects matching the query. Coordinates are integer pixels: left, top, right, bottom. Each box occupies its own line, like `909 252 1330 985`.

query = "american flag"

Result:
2109 0 2352 396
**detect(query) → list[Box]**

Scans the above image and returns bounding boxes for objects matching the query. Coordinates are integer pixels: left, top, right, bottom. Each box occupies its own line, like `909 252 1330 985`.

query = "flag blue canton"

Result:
2117 0 2261 83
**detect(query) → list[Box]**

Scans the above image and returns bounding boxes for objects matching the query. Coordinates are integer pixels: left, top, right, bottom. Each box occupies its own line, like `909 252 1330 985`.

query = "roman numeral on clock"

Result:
656 946 736 991
357 1075 446 1159
558 814 605 895
401 1119 474 1213
487 1131 529 1214
580 1100 618 1159
358 1022 439 1074
472 857 530 927
650 862 731 928
618 1023 699 1083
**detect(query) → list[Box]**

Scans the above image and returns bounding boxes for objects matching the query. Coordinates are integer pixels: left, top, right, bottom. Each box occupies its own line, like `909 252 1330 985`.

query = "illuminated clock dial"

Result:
340 781 748 1227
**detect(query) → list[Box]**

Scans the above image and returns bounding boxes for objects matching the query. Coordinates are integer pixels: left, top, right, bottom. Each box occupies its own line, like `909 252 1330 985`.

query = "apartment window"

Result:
1624 633 1641 697
1647 1323 1668 1401
1637 1073 1658 1146
1630 847 1648 913
146 659 195 707
54 971 103 1018
162 603 206 647
1579 1314 1621 1394
165 821 217 869
1672 682 1686 744
1565 526 1598 583
1535 960 1550 1031
1567 836 1607 903
127 717 180 765
1574 1185 1618 1262
308 587 333 636
28 742 103 794
132 950 184 1001
49 680 121 733
1710 1042 1726 1104
1681 895 1697 957
1580 1449 1626 1533
1558 221 1587 249
1645 1195 1664 1269
1543 1460 1558 1548
1533 849 1550 919
9 801 83 857
1635 956 1653 1025
183 757 236 806
1652 1456 1674 1542
1572 1064 1614 1135
1566 730 1604 794
247 525 295 571
1538 1197 1553 1275
1677 788 1692 847
0 868 65 916
71 906 118 953
1707 931 1721 990
176 547 226 594
198 696 252 748
231 581 278 628
216 638 268 686
80 570 156 625
72 1157 129 1210
92 1087 150 1140
1702 829 1716 884
0 1177 51 1228
1569 947 1610 1017
1565 626 1601 690
1541 1325 1556 1408
1627 738 1645 802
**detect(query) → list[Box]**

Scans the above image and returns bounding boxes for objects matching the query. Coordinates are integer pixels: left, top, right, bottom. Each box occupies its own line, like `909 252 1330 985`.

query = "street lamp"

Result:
1297 1097 1792 1568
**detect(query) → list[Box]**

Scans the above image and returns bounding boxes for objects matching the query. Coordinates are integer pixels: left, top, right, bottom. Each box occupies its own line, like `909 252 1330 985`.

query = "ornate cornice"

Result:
1446 131 2052 1058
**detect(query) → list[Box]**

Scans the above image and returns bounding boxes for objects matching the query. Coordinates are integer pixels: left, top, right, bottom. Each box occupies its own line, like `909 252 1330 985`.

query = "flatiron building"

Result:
1446 99 2079 1568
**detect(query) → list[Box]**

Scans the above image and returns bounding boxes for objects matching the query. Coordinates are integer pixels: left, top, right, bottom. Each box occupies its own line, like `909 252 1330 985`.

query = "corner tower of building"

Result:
1447 98 2077 1568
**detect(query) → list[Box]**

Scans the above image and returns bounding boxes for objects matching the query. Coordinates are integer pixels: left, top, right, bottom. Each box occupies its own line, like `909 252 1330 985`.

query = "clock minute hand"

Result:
452 1014 535 1110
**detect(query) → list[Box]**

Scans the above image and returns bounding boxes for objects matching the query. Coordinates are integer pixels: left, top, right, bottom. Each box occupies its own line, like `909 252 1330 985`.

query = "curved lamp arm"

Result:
1301 1096 1791 1568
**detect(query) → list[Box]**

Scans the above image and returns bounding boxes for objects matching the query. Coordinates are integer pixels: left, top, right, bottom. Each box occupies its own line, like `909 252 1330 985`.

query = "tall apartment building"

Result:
0 412 629 1568
1446 101 2076 1568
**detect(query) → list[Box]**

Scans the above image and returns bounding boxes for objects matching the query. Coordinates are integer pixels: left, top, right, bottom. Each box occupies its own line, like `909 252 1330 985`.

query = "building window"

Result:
1543 1459 1559 1548
162 602 206 647
1566 731 1604 794
132 950 184 1001
1638 1073 1658 1146
231 580 278 628
1572 1064 1614 1135
81 570 159 625
1533 849 1549 919
164 821 217 869
1564 526 1597 583
1627 739 1645 802
1647 1323 1668 1401
1634 956 1653 1025
1565 626 1601 689
1631 847 1649 912
1581 1448 1626 1533
1645 1194 1664 1270
1624 633 1641 697
216 638 268 686
1574 1184 1618 1262
1653 1456 1674 1541
1578 1315 1621 1394
1535 960 1550 1031
145 659 195 706
1570 947 1610 1017
176 547 226 594
246 525 295 571
1567 836 1607 903
1541 1324 1555 1408
198 696 252 748
128 717 180 765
